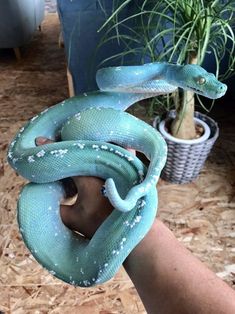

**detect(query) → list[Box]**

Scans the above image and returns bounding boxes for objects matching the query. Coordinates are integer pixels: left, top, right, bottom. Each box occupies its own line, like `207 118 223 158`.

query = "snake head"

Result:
175 64 227 99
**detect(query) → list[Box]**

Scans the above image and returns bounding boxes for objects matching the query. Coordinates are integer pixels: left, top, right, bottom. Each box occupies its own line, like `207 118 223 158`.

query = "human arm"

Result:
124 219 235 314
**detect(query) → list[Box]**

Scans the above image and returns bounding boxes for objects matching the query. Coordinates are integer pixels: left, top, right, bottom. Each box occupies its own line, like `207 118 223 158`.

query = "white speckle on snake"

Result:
36 150 46 158
75 113 81 120
28 156 35 163
30 115 39 122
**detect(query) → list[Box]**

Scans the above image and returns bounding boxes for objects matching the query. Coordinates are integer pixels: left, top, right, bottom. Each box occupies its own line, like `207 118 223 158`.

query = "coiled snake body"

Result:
8 62 227 287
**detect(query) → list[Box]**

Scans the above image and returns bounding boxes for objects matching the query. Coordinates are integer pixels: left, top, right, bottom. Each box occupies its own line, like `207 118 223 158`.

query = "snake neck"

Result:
163 63 186 85
97 62 180 90
96 62 182 109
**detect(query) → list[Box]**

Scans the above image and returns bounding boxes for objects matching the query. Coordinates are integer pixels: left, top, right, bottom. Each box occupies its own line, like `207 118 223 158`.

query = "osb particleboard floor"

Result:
0 13 234 314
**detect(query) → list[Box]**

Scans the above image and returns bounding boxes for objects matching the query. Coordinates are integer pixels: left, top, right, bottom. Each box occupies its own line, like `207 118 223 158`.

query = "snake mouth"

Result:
186 85 204 94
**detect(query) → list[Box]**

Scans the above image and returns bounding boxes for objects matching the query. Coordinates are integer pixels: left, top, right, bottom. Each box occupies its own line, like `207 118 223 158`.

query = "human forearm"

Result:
124 219 235 314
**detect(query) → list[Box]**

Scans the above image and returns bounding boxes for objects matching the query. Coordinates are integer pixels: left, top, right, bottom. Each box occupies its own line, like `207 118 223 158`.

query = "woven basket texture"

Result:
158 111 219 184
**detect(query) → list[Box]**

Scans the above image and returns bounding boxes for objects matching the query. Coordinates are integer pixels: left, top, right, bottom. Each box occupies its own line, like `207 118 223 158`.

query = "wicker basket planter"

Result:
153 111 219 184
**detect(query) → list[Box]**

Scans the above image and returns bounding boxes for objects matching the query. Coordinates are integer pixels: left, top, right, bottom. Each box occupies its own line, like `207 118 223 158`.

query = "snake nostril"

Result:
217 84 227 94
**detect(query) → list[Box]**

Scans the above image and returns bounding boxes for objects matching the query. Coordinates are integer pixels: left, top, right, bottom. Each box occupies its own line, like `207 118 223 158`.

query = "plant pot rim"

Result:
157 117 211 145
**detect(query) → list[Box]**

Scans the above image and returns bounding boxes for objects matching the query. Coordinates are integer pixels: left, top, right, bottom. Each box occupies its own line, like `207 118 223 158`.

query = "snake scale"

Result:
8 62 227 287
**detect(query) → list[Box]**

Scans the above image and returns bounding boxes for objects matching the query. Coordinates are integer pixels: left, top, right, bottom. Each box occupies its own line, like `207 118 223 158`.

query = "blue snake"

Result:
8 62 227 287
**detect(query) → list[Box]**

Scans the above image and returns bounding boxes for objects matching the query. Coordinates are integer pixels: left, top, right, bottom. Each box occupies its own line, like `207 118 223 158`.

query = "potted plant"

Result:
98 0 235 183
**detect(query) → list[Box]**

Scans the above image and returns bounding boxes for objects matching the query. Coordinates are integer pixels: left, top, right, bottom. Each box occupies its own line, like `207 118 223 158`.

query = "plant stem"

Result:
171 53 197 139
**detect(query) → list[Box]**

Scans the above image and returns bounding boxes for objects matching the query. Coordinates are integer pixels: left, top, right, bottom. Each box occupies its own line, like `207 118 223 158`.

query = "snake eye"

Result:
197 77 206 85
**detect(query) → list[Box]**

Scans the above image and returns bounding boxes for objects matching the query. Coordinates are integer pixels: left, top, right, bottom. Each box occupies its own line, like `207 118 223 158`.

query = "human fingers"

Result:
35 137 54 146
